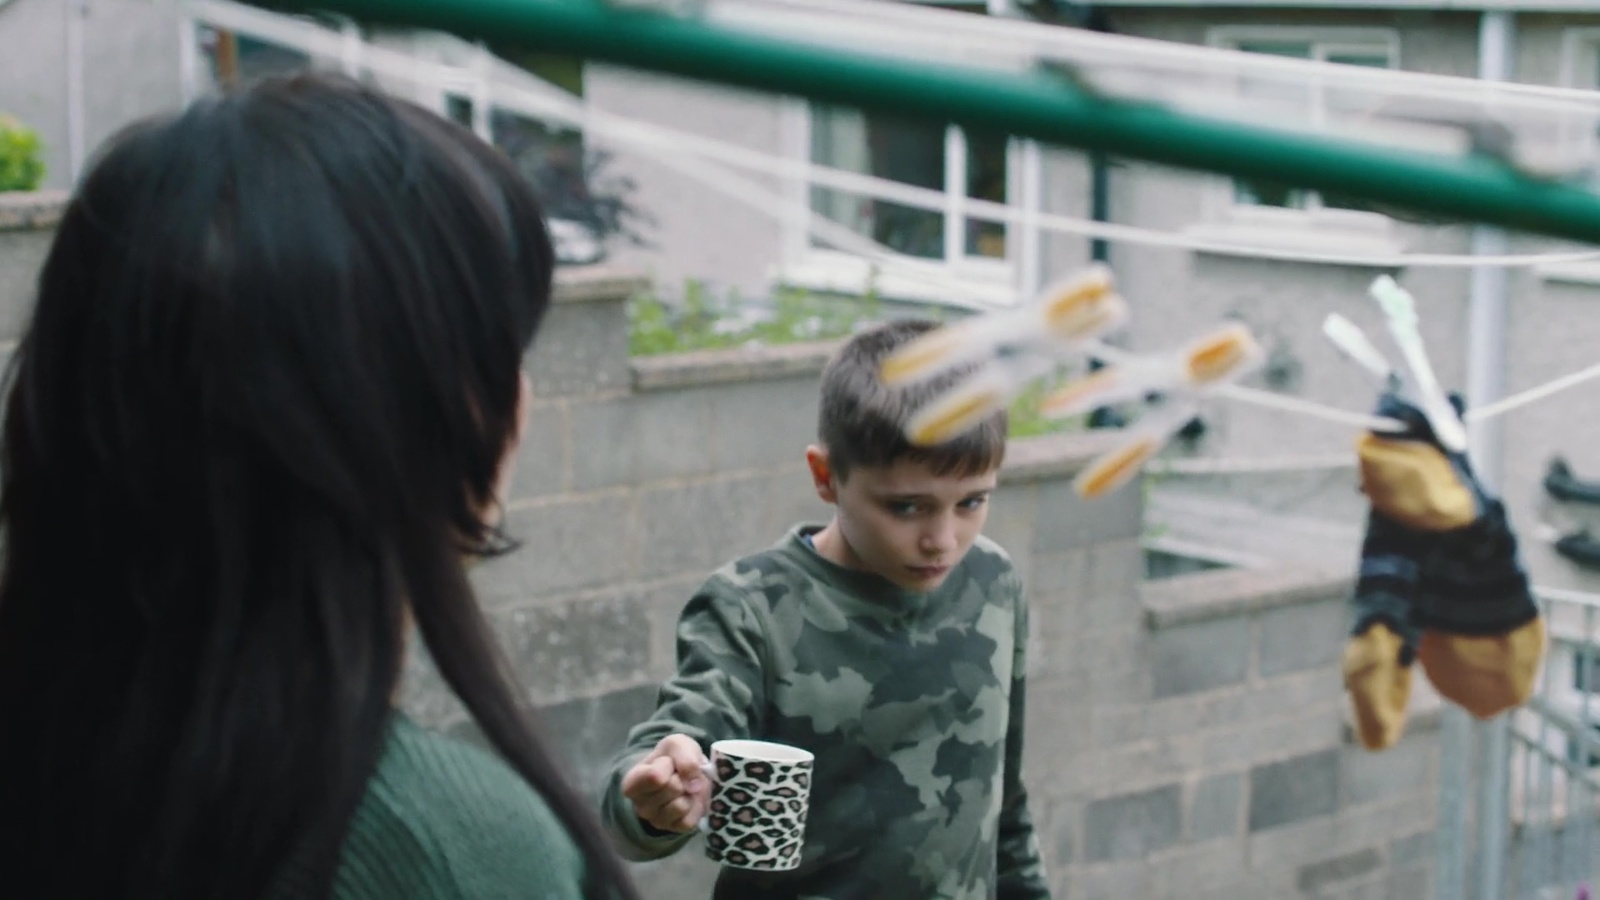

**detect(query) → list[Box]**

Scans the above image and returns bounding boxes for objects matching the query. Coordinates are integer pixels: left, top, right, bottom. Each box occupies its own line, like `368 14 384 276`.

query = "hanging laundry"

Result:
1345 392 1545 750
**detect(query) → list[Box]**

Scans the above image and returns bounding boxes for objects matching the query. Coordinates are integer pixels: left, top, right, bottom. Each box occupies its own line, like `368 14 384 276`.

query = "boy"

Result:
599 319 1051 900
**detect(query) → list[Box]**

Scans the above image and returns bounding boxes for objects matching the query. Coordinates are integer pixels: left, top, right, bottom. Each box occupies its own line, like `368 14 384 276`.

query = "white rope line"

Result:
1084 342 1407 432
1215 385 1407 433
1151 453 1355 475
1468 360 1600 422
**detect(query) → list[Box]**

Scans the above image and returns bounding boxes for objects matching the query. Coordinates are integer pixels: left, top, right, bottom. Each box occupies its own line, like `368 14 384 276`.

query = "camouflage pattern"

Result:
601 526 1050 900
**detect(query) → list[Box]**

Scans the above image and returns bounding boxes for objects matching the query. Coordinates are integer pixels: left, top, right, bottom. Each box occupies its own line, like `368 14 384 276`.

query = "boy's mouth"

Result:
906 564 951 581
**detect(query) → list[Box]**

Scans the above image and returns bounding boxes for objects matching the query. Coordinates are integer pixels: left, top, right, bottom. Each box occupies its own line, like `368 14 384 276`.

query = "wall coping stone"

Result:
998 430 1125 484
1142 564 1352 630
632 340 840 391
552 265 648 305
0 190 68 232
1141 562 1446 745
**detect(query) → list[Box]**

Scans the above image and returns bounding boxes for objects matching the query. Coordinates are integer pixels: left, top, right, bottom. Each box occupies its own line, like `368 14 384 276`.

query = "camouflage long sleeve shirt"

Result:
601 525 1051 900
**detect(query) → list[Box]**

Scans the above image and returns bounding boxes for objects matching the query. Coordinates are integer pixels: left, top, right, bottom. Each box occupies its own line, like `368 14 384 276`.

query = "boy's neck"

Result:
809 521 862 572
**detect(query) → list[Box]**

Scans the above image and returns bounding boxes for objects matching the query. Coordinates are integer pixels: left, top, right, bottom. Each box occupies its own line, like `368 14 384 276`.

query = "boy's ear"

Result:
805 445 839 504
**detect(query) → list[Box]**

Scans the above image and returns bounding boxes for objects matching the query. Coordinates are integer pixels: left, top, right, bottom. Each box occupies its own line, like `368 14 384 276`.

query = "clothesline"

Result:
185 0 1600 447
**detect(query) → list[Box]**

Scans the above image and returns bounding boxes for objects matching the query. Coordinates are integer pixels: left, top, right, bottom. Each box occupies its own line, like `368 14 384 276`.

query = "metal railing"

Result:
1504 587 1600 900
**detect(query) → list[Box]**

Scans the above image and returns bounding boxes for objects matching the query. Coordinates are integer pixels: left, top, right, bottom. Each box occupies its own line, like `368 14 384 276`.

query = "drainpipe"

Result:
1463 12 1515 900
64 0 89 185
1080 6 1111 264
1090 149 1108 263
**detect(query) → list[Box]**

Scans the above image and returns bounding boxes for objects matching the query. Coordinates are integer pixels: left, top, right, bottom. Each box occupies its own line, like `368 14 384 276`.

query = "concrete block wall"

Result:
0 190 61 341
1108 568 1443 900
399 269 1445 899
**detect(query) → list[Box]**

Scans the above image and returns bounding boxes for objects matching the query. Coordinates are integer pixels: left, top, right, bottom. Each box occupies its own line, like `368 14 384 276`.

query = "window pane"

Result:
1236 40 1313 59
811 105 945 258
203 29 310 87
1234 179 1308 209
966 218 1008 259
1577 652 1600 693
494 116 584 220
445 95 474 129
1325 52 1389 68
966 130 1008 258
491 49 584 96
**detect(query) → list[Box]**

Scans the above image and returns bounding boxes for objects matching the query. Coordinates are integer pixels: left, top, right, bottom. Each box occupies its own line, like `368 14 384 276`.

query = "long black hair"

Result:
0 73 641 900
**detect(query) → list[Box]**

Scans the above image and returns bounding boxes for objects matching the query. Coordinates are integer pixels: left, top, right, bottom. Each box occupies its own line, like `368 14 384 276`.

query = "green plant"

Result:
1006 375 1083 439
626 280 877 356
626 280 1083 440
0 115 44 192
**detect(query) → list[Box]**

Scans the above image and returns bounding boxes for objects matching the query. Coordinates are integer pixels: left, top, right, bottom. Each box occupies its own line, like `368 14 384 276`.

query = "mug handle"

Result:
695 760 717 834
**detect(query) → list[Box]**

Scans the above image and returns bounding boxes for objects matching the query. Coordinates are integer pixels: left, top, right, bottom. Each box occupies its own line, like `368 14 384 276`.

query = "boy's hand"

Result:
621 734 712 833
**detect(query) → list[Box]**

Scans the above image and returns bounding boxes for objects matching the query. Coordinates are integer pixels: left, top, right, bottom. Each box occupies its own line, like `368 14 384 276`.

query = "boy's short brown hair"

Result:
817 318 1007 481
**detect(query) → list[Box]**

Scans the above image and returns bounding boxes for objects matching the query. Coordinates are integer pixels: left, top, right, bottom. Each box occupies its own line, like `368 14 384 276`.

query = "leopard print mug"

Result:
696 739 813 871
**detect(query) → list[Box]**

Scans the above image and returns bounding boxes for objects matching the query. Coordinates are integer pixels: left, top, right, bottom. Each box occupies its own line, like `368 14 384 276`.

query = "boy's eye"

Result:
959 495 990 510
886 501 920 516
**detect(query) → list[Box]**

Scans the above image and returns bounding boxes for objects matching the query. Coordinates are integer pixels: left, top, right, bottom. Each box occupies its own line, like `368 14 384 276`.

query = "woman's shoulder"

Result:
332 715 588 900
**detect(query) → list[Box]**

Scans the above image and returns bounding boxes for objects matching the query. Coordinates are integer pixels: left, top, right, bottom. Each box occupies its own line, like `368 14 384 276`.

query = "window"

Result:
486 54 646 262
1559 28 1600 91
1212 30 1398 214
1574 648 1600 694
1564 647 1600 767
201 28 312 87
782 3 1036 304
808 105 1012 266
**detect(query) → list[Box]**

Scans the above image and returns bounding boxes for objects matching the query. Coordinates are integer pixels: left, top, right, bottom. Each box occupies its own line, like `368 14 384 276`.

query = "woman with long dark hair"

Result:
0 73 642 900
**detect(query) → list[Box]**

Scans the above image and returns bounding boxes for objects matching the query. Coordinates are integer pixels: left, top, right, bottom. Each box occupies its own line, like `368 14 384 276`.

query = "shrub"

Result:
626 279 1081 438
0 115 45 193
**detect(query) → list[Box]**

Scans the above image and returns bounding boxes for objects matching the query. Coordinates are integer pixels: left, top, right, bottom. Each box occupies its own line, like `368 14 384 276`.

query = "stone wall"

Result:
0 192 1444 899
395 265 1444 899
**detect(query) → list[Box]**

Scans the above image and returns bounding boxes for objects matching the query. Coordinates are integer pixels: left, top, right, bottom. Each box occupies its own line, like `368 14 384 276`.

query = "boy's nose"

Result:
920 519 959 555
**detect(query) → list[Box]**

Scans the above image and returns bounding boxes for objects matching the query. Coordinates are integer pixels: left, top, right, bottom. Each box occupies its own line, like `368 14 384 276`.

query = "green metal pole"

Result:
256 0 1600 246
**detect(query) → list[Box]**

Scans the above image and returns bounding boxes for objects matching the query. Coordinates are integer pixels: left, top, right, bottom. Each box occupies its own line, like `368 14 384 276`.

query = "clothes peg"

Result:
1050 323 1266 499
884 265 1127 446
879 264 1125 389
903 353 1058 447
1322 313 1398 387
1037 322 1262 422
1368 276 1468 453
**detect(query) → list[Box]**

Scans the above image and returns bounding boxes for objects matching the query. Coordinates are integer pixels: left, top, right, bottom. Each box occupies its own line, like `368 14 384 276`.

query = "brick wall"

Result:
0 194 1445 899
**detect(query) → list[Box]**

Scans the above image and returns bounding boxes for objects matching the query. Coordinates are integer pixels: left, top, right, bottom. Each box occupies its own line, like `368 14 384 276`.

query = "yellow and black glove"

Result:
1344 501 1427 751
1346 392 1544 750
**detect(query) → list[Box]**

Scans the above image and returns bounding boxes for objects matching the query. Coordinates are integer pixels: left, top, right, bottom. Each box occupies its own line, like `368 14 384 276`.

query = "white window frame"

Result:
1188 26 1402 255
775 99 1034 309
